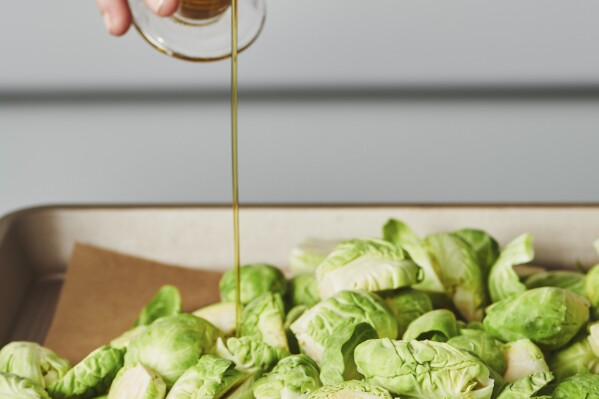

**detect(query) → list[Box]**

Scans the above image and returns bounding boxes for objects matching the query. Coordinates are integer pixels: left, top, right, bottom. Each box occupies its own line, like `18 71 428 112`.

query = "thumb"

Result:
144 0 179 16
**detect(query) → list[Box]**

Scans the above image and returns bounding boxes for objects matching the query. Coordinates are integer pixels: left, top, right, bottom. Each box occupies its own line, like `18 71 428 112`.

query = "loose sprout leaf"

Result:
495 371 554 399
425 232 488 321
242 293 289 351
287 274 320 308
135 285 182 327
48 346 125 399
0 341 71 388
552 373 599 399
316 238 423 299
319 322 377 386
484 287 590 351
193 302 237 336
0 372 51 399
355 339 494 399
402 309 459 342
253 355 321 399
290 238 340 276
447 329 506 375
488 234 534 303
383 288 433 337
289 290 397 363
454 228 500 276
216 336 289 373
383 219 445 293
166 355 246 399
108 363 166 399
125 314 223 388
220 264 287 305
525 270 586 296
501 339 549 383
305 380 392 399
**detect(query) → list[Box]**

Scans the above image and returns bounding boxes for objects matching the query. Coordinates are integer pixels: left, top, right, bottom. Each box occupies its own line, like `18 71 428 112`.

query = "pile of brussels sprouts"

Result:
2 218 599 399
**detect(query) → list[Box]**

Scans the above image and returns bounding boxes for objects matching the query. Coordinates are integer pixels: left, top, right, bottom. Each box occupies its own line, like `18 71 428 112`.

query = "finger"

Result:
143 0 179 17
96 0 132 36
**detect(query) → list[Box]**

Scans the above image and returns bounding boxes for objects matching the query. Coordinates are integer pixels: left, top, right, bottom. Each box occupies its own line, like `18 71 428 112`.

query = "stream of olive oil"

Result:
231 0 242 337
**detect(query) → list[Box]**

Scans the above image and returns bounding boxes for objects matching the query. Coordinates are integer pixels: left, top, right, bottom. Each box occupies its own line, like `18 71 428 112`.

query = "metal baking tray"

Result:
1 204 598 346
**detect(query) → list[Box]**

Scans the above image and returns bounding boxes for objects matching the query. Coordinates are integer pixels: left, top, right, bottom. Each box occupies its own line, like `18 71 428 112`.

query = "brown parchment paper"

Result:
44 243 222 363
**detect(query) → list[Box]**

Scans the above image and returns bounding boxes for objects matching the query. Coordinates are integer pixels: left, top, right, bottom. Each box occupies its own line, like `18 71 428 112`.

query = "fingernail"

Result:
103 12 113 33
150 0 165 13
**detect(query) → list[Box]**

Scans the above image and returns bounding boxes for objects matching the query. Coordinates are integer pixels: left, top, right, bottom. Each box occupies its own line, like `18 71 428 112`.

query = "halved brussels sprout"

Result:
454 228 500 275
383 219 444 293
193 302 237 336
253 355 321 399
319 322 377 385
383 288 433 337
135 285 182 327
305 380 392 399
402 309 459 342
216 336 289 373
110 326 147 350
525 270 586 296
316 238 422 299
495 371 554 399
108 363 166 399
447 329 506 375
484 287 590 351
0 341 71 388
355 339 494 399
0 372 50 399
501 339 549 382
220 264 287 305
488 234 534 303
548 335 599 381
125 314 223 388
425 232 488 321
166 355 247 399
290 290 397 363
290 238 340 276
287 274 320 308
552 373 599 399
587 264 599 320
48 346 125 399
242 293 288 350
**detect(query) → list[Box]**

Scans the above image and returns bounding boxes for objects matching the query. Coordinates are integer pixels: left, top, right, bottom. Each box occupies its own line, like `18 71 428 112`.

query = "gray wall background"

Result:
2 0 599 217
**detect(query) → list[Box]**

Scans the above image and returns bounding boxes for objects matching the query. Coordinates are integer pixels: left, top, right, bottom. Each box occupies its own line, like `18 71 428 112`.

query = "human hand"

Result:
96 0 180 36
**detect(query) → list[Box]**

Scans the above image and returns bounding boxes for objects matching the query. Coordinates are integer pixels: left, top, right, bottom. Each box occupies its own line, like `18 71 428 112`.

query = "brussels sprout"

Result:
287 274 320 308
193 302 237 336
316 238 423 299
48 346 125 399
402 309 459 342
319 322 377 385
253 355 321 399
290 290 397 362
552 373 599 399
135 285 182 327
548 335 599 381
355 339 494 399
0 372 50 399
425 233 488 321
454 228 500 275
290 238 340 275
501 339 549 382
488 234 534 303
587 264 599 320
447 329 506 375
242 293 288 350
224 373 258 399
166 355 246 399
0 341 71 388
305 380 392 399
383 219 444 293
590 322 599 357
108 363 166 399
110 326 147 350
220 264 287 305
216 336 289 373
525 270 586 296
125 314 223 388
483 287 590 351
495 371 554 399
284 305 307 330
383 288 433 337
